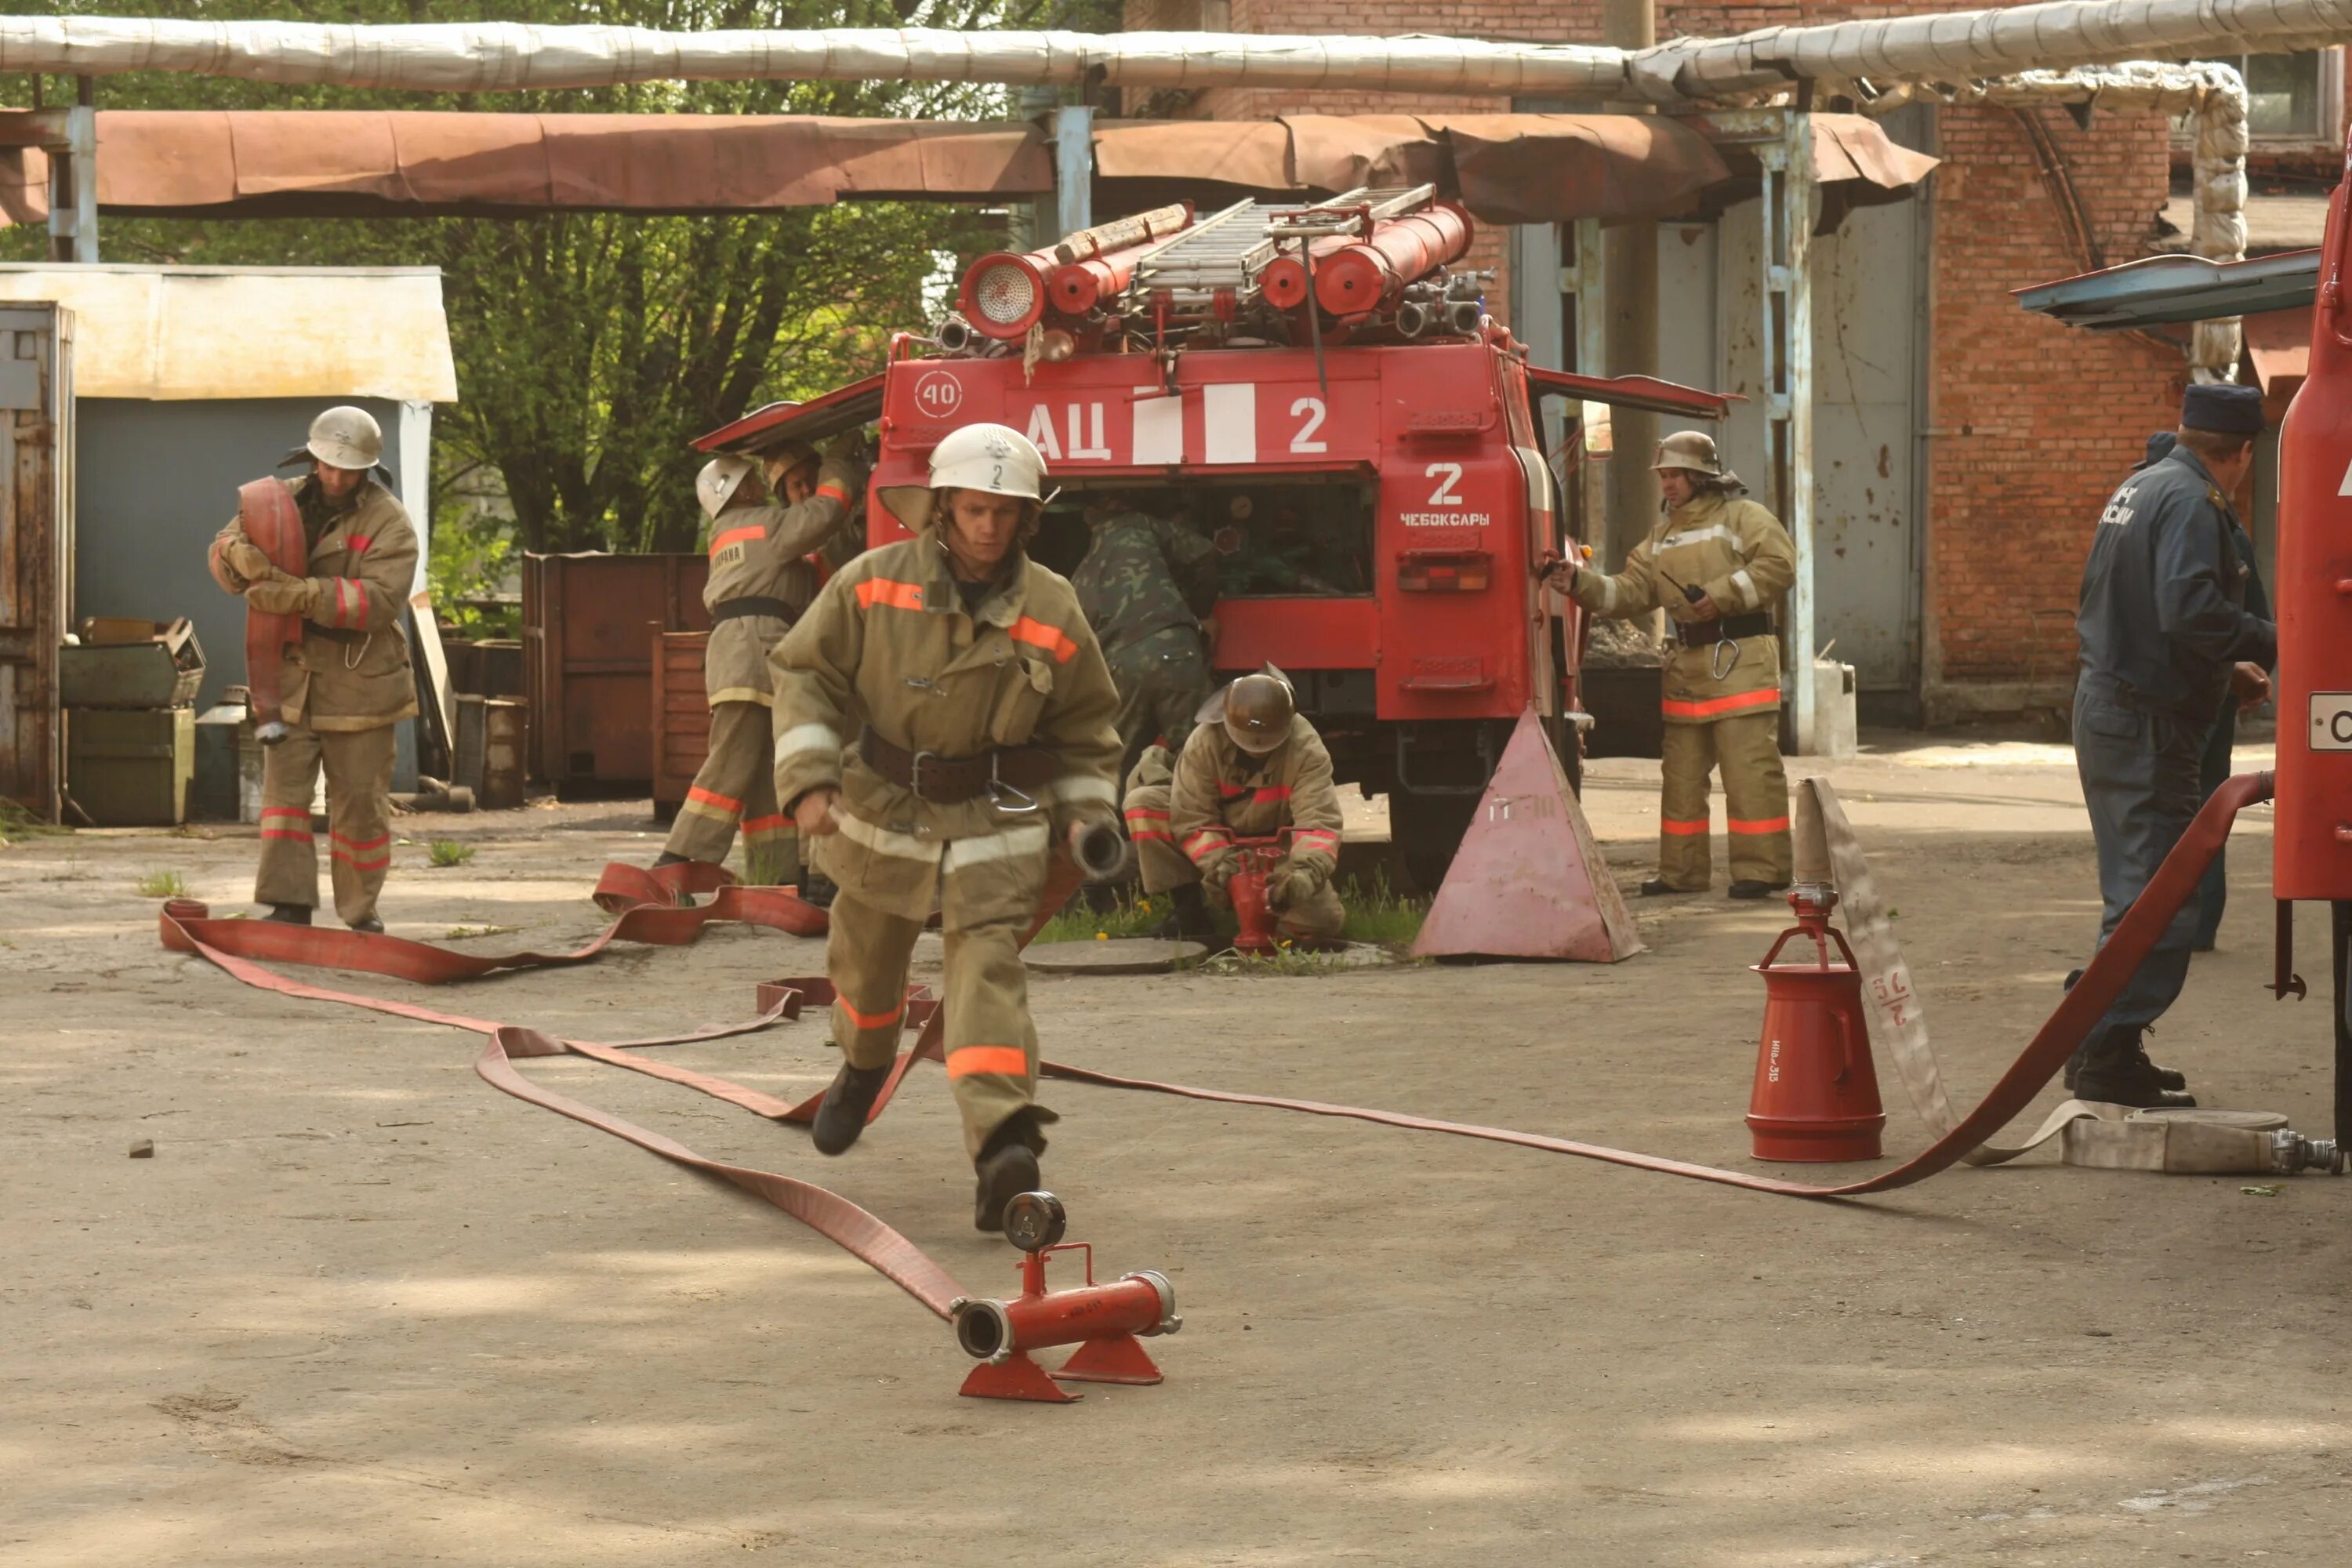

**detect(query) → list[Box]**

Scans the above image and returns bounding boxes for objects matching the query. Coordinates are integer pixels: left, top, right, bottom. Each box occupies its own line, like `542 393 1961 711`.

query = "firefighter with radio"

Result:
771 423 1123 1232
1548 431 1797 898
1071 495 1221 790
652 436 865 892
1166 667 1348 944
2066 383 2276 1108
207 406 418 933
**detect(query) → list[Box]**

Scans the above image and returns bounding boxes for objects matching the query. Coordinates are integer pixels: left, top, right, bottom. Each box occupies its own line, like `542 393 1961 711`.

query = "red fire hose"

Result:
154 775 2273 1319
217 477 310 744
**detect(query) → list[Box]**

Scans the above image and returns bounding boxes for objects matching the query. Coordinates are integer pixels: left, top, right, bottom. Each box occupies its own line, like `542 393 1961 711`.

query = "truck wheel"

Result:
1390 791 1479 896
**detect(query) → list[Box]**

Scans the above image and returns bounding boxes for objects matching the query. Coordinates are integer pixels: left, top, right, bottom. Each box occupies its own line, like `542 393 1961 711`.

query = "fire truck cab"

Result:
697 193 1730 884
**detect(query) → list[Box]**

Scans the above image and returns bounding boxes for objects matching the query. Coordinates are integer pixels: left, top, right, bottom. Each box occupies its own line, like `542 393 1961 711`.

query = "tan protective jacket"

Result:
769 532 1123 921
1567 492 1796 724
700 476 856 706
212 477 418 731
1169 714 1344 877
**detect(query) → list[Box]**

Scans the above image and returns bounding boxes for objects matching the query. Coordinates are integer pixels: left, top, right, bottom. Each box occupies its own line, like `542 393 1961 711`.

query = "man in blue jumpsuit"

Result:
2069 383 2276 1107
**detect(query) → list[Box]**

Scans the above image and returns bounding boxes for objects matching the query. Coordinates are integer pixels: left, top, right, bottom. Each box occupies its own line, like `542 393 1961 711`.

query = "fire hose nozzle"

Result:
1074 819 1134 883
2269 1130 2345 1174
935 314 977 354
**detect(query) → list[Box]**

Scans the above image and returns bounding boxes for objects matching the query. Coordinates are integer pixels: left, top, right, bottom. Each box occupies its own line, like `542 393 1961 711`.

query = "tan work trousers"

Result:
1121 772 1196 895
664 700 797 884
1657 710 1792 889
256 720 397 925
825 855 1055 1160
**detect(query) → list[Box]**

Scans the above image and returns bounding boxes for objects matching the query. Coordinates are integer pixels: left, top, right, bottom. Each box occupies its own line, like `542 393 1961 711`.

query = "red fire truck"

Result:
696 188 1730 885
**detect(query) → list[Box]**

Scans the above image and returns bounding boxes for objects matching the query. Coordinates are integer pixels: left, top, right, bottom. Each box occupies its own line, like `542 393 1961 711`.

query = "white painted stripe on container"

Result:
942 822 1052 872
1133 390 1183 464
836 808 936 862
1203 383 1257 464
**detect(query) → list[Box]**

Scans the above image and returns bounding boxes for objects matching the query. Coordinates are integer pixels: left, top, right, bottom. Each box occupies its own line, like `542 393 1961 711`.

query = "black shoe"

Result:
2063 1022 2187 1094
265 904 313 925
809 1061 892 1156
652 851 691 869
974 1111 1047 1234
1728 880 1791 900
347 913 385 935
1640 878 1700 898
2072 1060 2198 1109
799 869 839 912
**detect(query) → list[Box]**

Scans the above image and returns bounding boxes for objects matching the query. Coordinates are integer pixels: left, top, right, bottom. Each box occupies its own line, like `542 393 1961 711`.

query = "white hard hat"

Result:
880 422 1047 531
307 405 383 471
696 455 756 520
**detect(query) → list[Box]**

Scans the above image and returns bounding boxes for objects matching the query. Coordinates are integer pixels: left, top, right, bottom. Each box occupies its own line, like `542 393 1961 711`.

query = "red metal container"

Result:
1312 204 1475 317
522 552 710 791
1747 893 1886 1162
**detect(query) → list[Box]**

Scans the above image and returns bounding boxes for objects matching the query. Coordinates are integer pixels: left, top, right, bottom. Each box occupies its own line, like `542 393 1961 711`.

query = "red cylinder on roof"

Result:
1048 237 1163 315
1312 203 1475 317
1259 234 1356 310
959 248 1055 339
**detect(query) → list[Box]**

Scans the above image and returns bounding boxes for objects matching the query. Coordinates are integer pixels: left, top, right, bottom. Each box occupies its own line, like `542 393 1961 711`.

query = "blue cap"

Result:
2181 382 2265 436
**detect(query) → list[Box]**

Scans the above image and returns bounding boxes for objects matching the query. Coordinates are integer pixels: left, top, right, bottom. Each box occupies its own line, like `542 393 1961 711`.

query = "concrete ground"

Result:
6 731 2349 1566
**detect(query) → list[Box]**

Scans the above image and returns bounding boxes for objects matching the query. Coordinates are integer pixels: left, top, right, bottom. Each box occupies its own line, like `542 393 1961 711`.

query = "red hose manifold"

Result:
950 1192 1181 1403
1312 203 1476 318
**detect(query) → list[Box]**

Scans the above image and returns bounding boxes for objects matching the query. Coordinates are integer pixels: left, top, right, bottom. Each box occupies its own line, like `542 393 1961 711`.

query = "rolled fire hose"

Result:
232 477 309 746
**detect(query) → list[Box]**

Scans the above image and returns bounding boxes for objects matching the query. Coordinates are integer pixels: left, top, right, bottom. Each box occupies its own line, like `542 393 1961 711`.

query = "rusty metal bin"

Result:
651 629 711 822
522 552 710 792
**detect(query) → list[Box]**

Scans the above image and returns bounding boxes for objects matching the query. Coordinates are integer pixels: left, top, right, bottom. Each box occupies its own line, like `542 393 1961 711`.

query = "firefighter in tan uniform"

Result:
654 437 863 887
1553 432 1797 898
1121 740 1214 939
208 407 418 932
771 423 1123 1231
1167 670 1346 943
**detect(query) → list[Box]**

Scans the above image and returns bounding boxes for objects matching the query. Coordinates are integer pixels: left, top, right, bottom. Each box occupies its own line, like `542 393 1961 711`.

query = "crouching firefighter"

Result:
655 437 865 893
771 423 1123 1230
1165 667 1346 944
207 407 417 933
1550 431 1797 899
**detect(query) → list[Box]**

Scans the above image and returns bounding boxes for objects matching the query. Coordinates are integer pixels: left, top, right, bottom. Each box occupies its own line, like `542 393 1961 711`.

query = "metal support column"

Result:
1757 111 1816 752
1054 104 1094 241
1561 216 1611 549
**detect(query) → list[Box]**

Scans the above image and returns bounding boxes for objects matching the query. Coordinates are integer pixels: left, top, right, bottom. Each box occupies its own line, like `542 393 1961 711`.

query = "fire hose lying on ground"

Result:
154 771 2316 1396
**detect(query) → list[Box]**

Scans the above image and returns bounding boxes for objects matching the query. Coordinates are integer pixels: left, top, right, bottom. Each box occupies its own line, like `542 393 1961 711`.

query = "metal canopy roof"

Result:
2013 249 2321 330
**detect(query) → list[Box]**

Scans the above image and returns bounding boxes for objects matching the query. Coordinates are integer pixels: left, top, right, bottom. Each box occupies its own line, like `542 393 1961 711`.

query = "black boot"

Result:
2058 975 2187 1092
2073 1027 2196 1109
809 1061 893 1156
265 903 312 925
1640 878 1699 898
974 1109 1047 1234
347 913 385 935
1151 883 1215 941
1728 880 1791 900
652 851 691 868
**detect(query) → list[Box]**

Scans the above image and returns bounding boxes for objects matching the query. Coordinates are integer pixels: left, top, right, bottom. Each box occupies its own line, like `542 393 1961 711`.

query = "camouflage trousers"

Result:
664 699 797 884
255 720 396 926
824 848 1058 1160
1658 710 1791 889
1106 626 1212 794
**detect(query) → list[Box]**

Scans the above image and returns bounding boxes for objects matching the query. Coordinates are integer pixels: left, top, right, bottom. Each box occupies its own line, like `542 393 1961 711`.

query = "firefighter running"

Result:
770 423 1123 1230
1153 666 1347 945
1552 431 1797 898
207 406 419 933
655 437 865 893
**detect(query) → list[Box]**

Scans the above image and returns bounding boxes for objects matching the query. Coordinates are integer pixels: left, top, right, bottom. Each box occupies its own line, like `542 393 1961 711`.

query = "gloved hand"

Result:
225 538 275 583
1198 848 1237 897
818 431 868 497
1272 855 1329 911
244 575 317 615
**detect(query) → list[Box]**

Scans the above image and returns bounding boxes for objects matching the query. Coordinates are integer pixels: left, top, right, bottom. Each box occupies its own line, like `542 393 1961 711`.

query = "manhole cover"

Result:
1025 938 1209 975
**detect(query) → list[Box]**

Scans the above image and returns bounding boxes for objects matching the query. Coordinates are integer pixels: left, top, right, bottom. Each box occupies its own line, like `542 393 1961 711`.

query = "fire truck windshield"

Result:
1035 477 1375 599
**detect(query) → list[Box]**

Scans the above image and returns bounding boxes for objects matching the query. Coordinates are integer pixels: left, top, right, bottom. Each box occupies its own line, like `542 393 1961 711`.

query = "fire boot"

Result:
652 851 691 869
1640 878 1699 898
1729 880 1793 901
265 903 312 925
810 1060 893 1156
974 1109 1047 1234
1149 884 1215 942
2072 1027 2197 1109
348 913 385 935
2058 971 2187 1092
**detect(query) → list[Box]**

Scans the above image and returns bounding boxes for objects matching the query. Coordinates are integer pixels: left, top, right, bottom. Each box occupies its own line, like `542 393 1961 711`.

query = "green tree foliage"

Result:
7 0 1018 554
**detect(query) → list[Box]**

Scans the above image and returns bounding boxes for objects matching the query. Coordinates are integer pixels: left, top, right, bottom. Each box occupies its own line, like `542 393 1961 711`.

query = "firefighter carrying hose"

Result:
207 407 418 933
771 423 1123 1230
1549 431 1797 898
1161 667 1347 944
653 436 866 895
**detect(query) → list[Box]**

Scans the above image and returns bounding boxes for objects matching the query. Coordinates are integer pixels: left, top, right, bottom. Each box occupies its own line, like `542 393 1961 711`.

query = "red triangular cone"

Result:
1410 710 1644 963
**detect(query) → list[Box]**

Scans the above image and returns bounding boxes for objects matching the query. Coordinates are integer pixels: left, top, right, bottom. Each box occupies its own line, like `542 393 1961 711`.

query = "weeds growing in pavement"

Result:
427 840 477 869
1036 887 1166 944
1337 869 1427 949
133 869 188 898
0 797 67 846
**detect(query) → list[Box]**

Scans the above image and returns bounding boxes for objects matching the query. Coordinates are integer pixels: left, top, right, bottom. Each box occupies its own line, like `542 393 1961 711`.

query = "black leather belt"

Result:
1677 612 1773 647
309 625 366 646
858 725 1059 804
712 596 798 626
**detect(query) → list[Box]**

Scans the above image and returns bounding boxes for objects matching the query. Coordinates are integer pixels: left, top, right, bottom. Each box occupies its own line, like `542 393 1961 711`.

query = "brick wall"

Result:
1121 0 2190 704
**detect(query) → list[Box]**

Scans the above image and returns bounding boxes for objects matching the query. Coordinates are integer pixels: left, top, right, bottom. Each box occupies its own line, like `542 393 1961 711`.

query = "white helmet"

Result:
880 422 1047 531
696 455 757 520
307 405 383 471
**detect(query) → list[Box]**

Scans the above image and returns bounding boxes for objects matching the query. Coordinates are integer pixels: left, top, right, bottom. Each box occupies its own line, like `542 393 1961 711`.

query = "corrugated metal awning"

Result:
2013 249 2320 328
0 264 457 401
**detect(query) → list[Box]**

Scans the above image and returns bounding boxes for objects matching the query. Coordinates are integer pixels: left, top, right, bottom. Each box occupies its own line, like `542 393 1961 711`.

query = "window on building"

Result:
2180 50 2340 140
